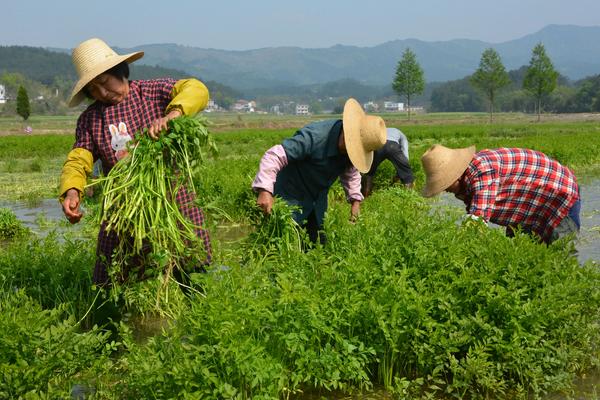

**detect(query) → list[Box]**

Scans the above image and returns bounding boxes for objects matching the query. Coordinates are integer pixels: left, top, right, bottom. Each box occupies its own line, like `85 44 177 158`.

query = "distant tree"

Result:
430 77 485 112
308 100 323 115
392 48 425 120
16 85 30 120
470 48 510 122
523 43 559 121
571 74 600 112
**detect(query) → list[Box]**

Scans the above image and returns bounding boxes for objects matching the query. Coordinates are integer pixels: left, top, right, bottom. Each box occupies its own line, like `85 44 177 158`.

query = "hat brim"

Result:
342 99 372 173
422 145 476 197
68 51 144 107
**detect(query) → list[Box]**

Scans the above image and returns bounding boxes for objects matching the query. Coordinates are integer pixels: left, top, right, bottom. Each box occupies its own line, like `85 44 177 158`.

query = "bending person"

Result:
421 144 580 244
362 127 414 197
253 98 386 244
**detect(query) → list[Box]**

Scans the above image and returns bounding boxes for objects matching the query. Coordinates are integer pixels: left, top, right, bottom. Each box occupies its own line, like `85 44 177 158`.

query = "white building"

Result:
205 99 220 112
384 101 404 112
363 101 379 112
295 104 309 115
0 85 6 104
233 99 256 113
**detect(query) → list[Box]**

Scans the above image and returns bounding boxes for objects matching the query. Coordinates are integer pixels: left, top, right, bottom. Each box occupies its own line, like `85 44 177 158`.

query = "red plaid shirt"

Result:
461 148 579 242
73 78 176 170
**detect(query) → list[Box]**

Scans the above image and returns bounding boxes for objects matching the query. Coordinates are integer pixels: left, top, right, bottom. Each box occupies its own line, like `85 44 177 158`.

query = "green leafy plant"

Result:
0 207 28 239
0 290 112 399
94 116 217 298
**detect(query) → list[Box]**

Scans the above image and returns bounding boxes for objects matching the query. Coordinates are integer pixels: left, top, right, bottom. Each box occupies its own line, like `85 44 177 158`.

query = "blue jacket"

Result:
275 119 351 226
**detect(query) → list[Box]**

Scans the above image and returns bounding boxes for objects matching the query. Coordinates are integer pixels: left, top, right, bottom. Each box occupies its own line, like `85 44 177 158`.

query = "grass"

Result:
0 112 599 399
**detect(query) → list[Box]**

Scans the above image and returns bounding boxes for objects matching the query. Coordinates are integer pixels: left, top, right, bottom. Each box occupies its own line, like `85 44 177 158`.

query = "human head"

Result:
342 98 387 173
81 62 129 98
421 144 476 197
68 38 143 107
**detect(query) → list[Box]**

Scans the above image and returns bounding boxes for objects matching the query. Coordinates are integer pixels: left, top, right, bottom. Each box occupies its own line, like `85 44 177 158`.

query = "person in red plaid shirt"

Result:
421 144 580 244
59 38 212 286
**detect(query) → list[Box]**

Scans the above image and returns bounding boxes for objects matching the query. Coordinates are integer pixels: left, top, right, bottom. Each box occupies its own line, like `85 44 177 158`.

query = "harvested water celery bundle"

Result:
93 116 217 288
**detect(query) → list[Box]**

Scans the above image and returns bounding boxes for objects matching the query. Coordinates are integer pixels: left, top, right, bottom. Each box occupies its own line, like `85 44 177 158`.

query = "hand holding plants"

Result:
349 200 360 223
147 109 182 140
62 188 83 224
257 190 274 214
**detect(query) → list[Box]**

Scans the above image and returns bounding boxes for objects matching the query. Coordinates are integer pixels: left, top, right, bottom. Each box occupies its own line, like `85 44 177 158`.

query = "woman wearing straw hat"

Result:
59 38 212 285
252 98 386 244
421 144 581 244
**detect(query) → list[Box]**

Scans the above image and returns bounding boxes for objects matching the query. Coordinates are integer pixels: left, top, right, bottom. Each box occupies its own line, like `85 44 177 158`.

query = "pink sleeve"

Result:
339 166 364 203
252 145 288 194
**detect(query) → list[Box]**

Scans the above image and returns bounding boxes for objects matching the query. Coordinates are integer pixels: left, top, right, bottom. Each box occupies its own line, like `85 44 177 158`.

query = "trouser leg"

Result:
303 210 327 247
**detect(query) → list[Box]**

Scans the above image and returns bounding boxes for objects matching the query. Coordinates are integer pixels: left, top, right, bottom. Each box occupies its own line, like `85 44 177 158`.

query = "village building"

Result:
0 84 6 104
233 99 256 113
295 104 309 115
384 101 404 112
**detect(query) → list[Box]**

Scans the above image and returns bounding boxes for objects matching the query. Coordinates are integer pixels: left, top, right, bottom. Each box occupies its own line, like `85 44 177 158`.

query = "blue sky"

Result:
4 0 600 50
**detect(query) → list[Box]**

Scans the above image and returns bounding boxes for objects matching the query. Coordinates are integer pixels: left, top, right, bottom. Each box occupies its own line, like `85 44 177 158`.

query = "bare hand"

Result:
256 190 274 214
148 109 182 140
62 188 83 224
349 200 360 223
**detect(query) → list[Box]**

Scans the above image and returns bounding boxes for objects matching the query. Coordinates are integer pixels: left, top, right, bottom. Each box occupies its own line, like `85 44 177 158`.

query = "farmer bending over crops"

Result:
361 127 415 197
59 38 212 284
421 144 580 244
253 98 386 244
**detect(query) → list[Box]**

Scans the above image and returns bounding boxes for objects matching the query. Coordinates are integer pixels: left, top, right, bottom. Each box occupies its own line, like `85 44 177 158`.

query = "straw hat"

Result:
68 38 144 107
421 144 476 197
342 98 387 173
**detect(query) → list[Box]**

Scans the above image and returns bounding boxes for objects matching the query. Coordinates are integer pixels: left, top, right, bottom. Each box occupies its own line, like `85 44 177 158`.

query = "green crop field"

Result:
0 113 599 399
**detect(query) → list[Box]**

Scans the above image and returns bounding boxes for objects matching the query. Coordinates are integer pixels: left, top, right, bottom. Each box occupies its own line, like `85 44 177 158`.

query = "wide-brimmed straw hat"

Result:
342 98 387 173
421 144 476 197
68 38 144 107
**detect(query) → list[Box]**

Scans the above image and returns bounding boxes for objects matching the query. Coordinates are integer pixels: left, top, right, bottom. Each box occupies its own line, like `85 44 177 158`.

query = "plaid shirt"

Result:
461 148 579 242
74 78 176 171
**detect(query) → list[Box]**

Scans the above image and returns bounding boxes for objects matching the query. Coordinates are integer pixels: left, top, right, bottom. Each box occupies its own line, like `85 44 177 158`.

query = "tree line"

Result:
3 44 600 119
394 43 600 120
393 43 575 121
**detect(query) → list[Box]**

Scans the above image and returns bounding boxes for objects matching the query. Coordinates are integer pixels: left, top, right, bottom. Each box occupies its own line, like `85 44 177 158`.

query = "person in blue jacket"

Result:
252 98 386 244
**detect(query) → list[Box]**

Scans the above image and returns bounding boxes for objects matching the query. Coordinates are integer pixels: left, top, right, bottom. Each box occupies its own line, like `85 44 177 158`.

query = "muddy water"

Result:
577 179 600 264
0 198 70 237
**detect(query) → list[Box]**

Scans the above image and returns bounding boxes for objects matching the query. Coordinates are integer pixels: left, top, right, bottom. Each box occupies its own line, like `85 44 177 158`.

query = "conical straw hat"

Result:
342 98 387 173
68 38 144 107
421 144 476 197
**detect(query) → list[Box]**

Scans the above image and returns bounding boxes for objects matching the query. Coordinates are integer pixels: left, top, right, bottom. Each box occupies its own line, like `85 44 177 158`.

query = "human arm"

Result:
252 145 289 214
339 166 364 221
465 169 499 222
397 131 409 160
147 78 210 139
59 147 94 224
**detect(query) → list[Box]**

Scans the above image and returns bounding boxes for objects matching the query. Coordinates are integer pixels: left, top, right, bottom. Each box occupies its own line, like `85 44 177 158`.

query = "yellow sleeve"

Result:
166 78 210 116
59 148 94 201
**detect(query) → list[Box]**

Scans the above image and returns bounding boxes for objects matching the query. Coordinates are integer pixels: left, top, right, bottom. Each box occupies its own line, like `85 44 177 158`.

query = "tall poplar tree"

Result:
470 48 510 123
16 85 30 121
523 43 558 121
392 48 425 120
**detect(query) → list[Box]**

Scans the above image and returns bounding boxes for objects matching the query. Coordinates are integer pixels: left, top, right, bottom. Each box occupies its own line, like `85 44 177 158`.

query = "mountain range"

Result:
93 24 600 90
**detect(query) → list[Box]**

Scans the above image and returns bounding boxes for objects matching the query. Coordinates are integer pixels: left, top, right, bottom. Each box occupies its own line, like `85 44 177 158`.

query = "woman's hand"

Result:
62 188 83 224
349 200 361 223
256 190 274 215
148 109 182 140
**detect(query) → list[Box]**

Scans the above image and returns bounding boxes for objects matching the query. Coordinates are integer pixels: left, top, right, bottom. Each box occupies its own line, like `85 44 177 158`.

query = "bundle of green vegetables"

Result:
92 116 217 287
